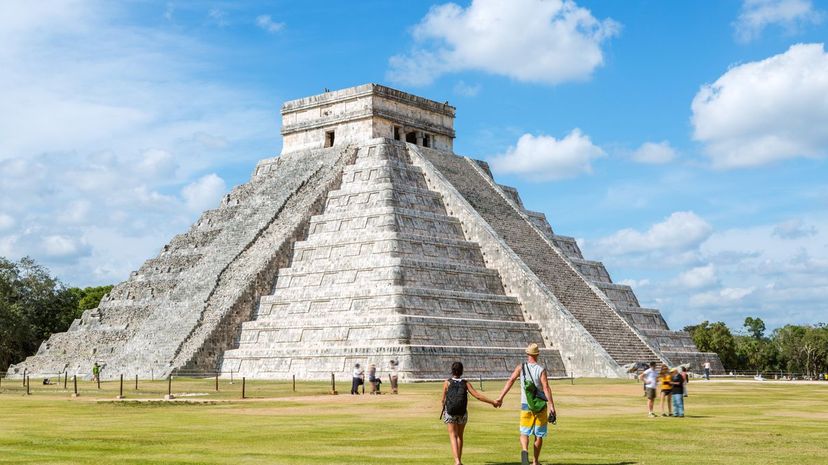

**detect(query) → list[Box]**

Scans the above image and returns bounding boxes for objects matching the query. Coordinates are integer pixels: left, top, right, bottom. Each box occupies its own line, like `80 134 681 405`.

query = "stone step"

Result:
233 314 544 349
569 258 612 284
550 235 583 260
341 158 428 189
324 183 445 214
308 206 465 240
274 258 505 295
594 282 640 307
290 231 485 269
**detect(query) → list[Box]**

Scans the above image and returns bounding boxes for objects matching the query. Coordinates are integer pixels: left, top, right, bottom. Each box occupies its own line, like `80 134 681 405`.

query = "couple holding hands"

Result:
440 343 557 465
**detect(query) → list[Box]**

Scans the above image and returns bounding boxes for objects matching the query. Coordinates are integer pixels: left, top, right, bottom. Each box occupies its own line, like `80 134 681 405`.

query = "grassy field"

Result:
0 376 826 464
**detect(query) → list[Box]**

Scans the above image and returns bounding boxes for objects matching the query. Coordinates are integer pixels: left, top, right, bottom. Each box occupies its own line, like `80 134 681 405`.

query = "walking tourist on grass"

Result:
495 343 557 465
659 364 672 416
639 361 658 417
441 361 499 465
671 367 685 417
351 363 364 395
389 359 399 394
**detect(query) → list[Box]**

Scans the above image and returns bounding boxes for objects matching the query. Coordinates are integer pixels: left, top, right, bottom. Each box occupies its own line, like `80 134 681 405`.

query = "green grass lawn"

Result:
0 377 826 464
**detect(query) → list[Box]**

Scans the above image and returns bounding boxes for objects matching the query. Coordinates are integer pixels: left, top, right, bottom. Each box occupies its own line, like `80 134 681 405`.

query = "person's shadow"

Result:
486 462 636 465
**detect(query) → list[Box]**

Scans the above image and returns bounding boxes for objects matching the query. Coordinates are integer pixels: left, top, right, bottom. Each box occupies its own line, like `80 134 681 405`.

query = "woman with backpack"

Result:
441 361 499 465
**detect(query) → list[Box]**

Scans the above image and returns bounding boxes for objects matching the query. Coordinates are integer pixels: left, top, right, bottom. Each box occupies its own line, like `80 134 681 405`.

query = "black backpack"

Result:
444 379 468 416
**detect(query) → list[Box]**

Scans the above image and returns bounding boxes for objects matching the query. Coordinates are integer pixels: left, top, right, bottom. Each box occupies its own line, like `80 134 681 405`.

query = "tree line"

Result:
685 318 828 377
0 257 112 371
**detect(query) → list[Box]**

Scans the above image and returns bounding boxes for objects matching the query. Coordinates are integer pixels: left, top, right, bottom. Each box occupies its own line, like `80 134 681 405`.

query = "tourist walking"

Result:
638 361 658 417
703 360 711 380
351 363 364 395
670 367 685 417
659 364 672 416
441 361 499 465
389 359 399 394
92 362 101 382
495 343 557 465
368 363 382 394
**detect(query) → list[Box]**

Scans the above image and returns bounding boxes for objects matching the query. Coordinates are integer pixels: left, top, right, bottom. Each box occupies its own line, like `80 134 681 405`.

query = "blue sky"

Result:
1 0 827 331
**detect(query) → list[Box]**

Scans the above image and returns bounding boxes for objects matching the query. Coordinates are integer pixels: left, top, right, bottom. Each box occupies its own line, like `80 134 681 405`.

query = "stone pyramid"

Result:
9 84 721 381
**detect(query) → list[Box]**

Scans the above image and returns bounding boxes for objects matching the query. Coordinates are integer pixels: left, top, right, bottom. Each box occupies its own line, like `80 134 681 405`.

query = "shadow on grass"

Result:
486 462 636 465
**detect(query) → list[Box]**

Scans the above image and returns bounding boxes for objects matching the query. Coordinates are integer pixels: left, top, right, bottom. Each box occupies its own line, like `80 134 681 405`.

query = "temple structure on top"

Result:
8 84 722 381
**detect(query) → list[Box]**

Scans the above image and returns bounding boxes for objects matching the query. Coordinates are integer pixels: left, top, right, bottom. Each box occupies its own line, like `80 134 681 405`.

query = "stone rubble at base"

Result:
8 84 723 381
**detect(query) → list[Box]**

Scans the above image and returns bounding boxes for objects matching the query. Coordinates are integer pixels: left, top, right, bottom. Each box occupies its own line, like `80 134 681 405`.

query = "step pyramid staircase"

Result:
220 140 566 380
412 146 722 372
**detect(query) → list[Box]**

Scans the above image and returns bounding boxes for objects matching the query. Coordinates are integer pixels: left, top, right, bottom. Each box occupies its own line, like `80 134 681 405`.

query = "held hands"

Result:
492 398 503 408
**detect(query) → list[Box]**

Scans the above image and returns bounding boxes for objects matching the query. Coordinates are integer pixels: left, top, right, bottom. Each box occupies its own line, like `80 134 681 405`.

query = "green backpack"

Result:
522 363 547 413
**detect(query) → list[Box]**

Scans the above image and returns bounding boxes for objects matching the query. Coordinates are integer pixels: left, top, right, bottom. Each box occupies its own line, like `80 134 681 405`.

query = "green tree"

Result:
685 320 737 368
743 316 766 339
0 256 113 371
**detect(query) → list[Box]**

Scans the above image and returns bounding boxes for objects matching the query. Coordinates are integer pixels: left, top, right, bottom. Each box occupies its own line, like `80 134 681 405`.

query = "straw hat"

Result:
525 343 540 356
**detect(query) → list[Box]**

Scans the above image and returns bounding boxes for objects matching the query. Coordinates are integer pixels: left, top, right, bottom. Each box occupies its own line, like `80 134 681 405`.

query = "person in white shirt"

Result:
639 361 658 417
350 363 364 395
703 361 711 380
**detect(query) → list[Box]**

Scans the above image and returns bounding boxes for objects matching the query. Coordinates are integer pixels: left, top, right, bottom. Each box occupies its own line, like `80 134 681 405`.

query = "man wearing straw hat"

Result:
495 343 557 465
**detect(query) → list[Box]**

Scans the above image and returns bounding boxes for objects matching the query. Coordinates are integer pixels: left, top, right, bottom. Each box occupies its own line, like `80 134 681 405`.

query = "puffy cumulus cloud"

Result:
256 15 285 33
182 174 227 212
772 218 817 239
676 264 718 289
734 0 822 42
691 43 828 169
0 1 275 285
630 141 677 164
41 235 92 260
488 130 605 181
689 287 756 307
387 0 620 86
591 211 713 256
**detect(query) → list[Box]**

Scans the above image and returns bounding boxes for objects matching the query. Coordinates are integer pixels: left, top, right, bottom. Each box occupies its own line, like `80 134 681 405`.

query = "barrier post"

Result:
330 372 338 395
479 375 483 391
135 374 138 391
73 375 78 397
23 368 26 386
117 374 124 399
242 377 246 399
230 370 234 385
26 376 30 395
164 375 174 400
571 372 574 385
215 373 219 392
63 371 67 390
292 374 296 392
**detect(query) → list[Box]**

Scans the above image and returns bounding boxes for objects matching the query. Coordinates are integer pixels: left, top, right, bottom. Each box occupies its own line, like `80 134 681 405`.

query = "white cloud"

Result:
676 264 718 289
772 218 817 239
592 211 713 256
256 15 285 33
0 213 15 231
618 278 649 289
689 287 756 307
453 81 482 97
734 0 822 42
0 2 275 285
630 141 677 164
387 0 620 86
182 174 227 212
488 130 605 181
41 235 91 260
691 43 828 169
